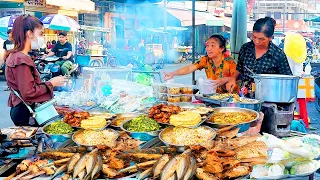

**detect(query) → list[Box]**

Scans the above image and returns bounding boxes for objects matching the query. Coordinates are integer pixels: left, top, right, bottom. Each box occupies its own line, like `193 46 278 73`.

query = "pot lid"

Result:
253 74 300 79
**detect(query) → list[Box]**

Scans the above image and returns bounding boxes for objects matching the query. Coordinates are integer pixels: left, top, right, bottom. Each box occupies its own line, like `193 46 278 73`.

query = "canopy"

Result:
40 14 80 32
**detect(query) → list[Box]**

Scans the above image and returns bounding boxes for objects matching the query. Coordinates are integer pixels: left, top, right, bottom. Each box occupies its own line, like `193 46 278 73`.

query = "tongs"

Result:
244 66 257 78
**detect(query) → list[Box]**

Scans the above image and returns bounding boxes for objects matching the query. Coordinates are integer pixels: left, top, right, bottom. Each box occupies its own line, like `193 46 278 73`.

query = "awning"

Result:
81 25 111 32
46 0 95 12
196 12 224 26
166 8 206 26
221 16 254 31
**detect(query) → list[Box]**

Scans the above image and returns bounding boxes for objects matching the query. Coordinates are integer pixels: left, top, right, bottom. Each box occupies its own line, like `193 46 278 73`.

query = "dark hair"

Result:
11 14 43 53
58 31 67 36
253 17 276 38
52 40 56 44
208 34 227 53
7 29 12 34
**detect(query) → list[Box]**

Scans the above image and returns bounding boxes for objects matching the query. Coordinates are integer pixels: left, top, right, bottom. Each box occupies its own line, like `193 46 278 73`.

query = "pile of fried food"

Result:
6 132 144 180
61 110 90 127
192 125 268 180
209 112 257 125
57 107 116 128
148 104 181 124
112 126 267 180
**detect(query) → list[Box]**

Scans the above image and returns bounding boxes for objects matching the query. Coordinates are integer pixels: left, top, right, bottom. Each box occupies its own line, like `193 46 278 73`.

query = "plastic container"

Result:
168 95 181 103
181 86 193 94
159 93 168 101
167 84 181 95
197 78 217 94
152 83 167 94
180 94 193 102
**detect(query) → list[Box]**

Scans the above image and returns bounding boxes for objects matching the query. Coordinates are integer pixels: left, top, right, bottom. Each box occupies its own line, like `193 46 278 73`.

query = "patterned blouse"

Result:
237 41 293 83
194 54 237 93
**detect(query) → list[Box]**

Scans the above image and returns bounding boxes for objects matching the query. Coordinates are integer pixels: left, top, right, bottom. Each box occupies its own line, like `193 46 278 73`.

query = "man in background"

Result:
1 29 14 90
45 32 77 75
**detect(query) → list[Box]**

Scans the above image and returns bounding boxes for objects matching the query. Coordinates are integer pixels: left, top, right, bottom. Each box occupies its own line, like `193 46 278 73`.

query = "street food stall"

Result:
144 44 164 69
75 25 113 67
0 3 320 180
0 67 319 179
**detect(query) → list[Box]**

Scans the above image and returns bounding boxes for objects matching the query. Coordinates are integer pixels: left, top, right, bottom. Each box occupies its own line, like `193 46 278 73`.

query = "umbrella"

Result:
0 15 18 33
230 0 247 61
304 16 320 22
40 14 80 31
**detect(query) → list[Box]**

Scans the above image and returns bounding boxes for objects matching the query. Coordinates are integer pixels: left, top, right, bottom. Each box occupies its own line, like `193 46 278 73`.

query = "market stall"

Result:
75 25 114 68
0 73 319 179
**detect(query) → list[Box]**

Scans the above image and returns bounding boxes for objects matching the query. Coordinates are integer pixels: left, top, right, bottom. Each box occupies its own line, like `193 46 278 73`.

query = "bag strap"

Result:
10 87 35 115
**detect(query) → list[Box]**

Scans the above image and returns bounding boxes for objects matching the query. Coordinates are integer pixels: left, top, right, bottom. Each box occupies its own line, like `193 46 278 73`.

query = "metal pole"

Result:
164 0 167 31
283 0 287 33
164 0 167 64
192 0 196 85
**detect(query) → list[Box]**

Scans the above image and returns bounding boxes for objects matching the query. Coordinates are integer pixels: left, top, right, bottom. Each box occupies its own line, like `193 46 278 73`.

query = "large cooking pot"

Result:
253 74 299 103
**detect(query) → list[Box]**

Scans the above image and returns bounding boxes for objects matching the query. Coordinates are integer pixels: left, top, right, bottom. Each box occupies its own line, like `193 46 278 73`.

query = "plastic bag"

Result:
284 32 307 64
197 78 217 94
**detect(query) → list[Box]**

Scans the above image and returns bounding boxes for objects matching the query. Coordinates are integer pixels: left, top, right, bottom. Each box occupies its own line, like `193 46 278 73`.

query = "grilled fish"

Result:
67 153 81 173
152 154 170 178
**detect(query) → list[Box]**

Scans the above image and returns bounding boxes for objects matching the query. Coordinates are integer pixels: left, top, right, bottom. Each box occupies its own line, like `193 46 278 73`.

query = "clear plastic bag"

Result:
197 78 218 94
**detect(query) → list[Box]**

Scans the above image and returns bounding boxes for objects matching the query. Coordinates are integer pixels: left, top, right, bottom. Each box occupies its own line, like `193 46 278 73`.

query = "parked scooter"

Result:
34 55 78 91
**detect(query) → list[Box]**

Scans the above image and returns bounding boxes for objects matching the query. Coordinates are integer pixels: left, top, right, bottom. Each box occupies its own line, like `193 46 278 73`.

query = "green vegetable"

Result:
44 121 74 134
124 115 161 132
284 169 289 175
290 168 295 175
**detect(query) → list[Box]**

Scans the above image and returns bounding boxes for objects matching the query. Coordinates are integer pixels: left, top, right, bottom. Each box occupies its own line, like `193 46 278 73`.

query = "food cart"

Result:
145 44 164 69
75 26 116 68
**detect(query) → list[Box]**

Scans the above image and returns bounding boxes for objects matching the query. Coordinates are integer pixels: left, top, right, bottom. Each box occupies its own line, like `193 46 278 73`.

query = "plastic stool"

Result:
294 98 309 128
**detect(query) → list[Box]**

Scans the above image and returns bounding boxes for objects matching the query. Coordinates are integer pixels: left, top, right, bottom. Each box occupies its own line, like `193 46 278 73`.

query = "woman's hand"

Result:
226 77 237 92
164 72 175 80
212 77 230 89
49 76 68 87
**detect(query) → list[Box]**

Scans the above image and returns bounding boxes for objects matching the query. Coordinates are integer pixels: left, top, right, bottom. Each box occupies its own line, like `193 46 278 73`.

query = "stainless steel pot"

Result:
253 74 299 103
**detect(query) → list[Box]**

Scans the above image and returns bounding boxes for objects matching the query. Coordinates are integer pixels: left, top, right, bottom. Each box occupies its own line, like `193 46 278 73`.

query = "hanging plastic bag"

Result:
197 78 218 94
284 32 307 64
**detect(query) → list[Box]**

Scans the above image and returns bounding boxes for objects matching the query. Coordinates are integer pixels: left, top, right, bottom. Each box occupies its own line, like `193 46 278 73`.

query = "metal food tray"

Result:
159 125 216 152
72 129 119 151
205 107 260 133
194 94 226 105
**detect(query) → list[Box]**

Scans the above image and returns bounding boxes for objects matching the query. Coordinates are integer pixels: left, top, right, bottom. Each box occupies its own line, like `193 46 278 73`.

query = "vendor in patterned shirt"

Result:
164 34 237 93
226 17 292 93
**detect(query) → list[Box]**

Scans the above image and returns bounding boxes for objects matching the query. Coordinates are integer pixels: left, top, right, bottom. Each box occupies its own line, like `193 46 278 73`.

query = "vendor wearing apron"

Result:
5 15 67 126
226 17 292 133
164 34 237 93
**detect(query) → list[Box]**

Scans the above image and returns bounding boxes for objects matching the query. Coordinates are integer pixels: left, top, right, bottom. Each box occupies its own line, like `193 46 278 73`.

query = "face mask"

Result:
31 34 45 50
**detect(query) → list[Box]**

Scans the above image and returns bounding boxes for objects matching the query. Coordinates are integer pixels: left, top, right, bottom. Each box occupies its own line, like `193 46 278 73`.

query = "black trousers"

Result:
10 103 36 126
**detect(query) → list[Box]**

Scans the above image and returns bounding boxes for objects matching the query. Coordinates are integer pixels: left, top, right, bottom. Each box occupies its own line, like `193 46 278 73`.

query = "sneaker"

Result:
69 64 79 74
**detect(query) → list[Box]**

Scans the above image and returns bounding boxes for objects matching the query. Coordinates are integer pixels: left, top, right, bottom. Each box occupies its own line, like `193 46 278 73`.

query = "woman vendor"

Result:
5 15 67 126
226 17 292 133
164 34 237 93
226 17 292 93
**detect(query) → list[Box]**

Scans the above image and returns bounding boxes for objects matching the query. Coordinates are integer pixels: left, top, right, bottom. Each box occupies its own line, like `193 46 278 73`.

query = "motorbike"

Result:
34 55 78 91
